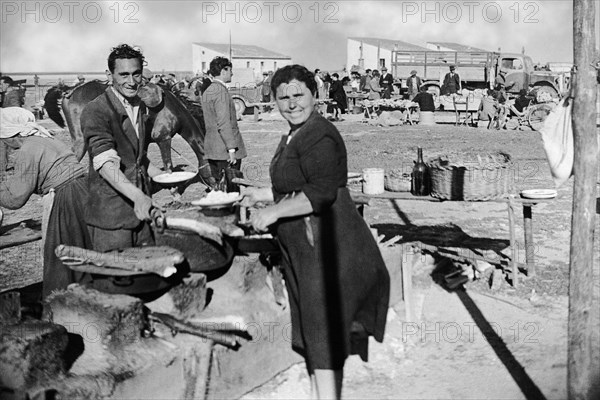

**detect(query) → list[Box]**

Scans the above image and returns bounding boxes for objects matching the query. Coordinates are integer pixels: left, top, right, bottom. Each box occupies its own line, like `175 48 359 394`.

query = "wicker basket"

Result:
385 170 411 192
427 152 514 201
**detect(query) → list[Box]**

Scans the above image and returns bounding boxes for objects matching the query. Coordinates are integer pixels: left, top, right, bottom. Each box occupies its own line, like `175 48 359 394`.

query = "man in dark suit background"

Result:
442 65 461 95
201 57 247 180
379 67 394 99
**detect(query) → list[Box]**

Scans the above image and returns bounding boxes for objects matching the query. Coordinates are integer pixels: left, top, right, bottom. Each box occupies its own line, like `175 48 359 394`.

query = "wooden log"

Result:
0 322 68 390
44 285 146 375
0 291 21 324
146 274 208 319
568 1 599 398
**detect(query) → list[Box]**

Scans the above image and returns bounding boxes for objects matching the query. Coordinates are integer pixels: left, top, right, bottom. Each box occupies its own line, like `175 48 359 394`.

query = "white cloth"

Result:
0 107 52 139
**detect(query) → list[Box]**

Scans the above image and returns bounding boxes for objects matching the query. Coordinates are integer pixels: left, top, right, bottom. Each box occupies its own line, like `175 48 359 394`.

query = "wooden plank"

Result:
568 0 599 398
507 196 519 287
523 205 535 274
0 220 42 250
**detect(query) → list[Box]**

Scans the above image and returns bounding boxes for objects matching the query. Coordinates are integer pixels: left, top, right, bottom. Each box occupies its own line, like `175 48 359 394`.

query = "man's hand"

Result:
228 150 236 165
132 192 155 221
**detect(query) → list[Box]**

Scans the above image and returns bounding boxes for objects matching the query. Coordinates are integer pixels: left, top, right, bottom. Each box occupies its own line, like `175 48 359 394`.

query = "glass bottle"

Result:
411 147 430 196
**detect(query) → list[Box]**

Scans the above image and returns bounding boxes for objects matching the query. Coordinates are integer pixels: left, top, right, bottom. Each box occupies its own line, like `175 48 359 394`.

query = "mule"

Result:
61 80 214 187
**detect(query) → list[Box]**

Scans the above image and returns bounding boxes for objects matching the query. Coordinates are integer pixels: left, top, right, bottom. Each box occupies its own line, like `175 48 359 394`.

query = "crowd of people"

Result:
1 44 391 400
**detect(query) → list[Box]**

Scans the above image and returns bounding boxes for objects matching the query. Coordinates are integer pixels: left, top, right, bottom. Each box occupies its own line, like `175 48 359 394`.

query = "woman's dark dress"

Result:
270 111 390 370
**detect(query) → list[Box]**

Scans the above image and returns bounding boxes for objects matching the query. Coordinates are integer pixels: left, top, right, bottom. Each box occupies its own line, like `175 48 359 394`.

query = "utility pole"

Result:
568 0 599 399
229 30 232 62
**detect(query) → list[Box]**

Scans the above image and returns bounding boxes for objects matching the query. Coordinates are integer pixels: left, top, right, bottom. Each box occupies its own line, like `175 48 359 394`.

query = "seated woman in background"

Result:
0 107 91 297
241 65 390 399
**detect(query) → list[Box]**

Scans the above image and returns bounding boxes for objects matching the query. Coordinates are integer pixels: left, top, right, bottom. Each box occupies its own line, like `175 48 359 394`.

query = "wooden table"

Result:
0 219 42 250
358 190 553 286
346 92 369 108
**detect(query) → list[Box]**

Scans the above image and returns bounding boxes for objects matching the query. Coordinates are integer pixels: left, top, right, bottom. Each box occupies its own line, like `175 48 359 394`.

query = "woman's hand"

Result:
240 186 274 207
249 207 279 232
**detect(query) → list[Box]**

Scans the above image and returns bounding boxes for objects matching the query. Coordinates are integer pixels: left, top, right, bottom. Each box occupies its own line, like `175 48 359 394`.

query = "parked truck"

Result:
391 50 563 99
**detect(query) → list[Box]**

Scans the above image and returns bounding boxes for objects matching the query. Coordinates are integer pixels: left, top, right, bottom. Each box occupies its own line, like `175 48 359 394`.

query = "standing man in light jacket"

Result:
201 57 247 180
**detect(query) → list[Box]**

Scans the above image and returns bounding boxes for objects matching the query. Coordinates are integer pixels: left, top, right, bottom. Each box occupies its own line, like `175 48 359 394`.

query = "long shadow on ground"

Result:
426 261 548 400
372 222 512 267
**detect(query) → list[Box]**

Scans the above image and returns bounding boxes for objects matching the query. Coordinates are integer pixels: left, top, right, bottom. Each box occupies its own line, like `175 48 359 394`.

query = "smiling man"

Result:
81 44 163 252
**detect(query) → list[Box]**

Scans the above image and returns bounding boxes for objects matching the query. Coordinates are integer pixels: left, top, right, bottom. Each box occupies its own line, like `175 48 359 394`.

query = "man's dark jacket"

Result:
81 88 151 229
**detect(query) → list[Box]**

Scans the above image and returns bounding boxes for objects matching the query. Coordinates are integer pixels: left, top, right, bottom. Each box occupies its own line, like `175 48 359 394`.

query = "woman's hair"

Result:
372 70 380 77
209 57 232 77
270 64 317 96
107 44 145 73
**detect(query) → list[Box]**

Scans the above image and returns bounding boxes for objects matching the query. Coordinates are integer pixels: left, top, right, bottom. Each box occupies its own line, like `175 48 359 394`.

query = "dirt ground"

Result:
1 108 599 399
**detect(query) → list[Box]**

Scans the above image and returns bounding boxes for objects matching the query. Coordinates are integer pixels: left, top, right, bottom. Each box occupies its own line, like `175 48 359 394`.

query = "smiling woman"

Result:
241 64 390 400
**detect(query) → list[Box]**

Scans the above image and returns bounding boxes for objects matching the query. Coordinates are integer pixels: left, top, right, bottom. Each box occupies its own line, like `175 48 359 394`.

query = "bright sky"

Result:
0 0 597 73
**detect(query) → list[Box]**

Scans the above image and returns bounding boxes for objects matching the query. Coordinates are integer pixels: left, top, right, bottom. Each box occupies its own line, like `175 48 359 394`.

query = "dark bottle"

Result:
411 147 431 196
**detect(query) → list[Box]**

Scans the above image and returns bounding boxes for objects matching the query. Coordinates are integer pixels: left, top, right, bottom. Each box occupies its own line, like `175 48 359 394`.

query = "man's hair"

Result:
209 57 232 77
0 76 14 85
314 69 320 74
365 69 372 74
271 64 317 96
332 73 339 78
107 44 144 73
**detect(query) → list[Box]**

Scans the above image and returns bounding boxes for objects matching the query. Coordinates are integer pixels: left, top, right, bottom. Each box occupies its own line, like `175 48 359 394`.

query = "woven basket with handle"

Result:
427 152 514 201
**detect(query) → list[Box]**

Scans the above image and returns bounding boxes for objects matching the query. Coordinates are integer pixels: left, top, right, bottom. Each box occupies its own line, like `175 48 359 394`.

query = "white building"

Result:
346 37 428 73
192 42 291 78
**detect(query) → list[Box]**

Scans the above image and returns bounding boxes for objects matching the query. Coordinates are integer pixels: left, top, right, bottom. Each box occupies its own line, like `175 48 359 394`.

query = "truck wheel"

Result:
233 98 246 118
528 103 554 131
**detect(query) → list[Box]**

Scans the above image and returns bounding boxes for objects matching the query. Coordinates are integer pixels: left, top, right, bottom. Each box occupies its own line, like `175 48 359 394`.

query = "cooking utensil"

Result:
152 209 223 245
154 228 235 279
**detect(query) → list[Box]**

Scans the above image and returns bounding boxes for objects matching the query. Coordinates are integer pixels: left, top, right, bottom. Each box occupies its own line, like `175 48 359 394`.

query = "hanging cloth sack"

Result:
539 98 573 188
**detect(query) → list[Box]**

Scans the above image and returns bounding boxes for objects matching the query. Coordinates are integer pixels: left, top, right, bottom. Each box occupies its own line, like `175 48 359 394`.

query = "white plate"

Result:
152 171 196 185
347 172 362 181
520 189 557 199
191 191 241 207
